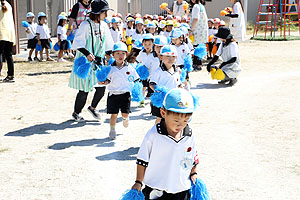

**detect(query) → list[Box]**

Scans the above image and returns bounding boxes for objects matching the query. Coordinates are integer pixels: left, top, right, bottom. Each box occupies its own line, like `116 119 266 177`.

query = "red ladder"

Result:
280 0 300 39
253 0 280 39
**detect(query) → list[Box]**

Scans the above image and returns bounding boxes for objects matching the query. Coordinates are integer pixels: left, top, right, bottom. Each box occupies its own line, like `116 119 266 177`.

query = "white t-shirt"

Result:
172 43 190 66
110 28 122 43
208 27 214 37
36 24 50 39
136 50 157 76
131 30 144 42
150 64 181 89
107 62 139 95
25 22 37 39
160 31 171 38
57 25 67 41
172 0 188 17
137 120 199 193
125 27 135 37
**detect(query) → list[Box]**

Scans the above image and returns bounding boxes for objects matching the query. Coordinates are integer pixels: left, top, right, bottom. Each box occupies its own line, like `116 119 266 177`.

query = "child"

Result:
102 42 139 139
136 34 155 106
207 27 241 86
152 35 168 75
207 18 214 59
110 17 122 43
36 12 54 61
146 21 156 35
170 28 190 67
57 15 69 62
131 88 199 199
150 45 182 124
131 18 144 43
125 16 135 39
161 20 173 38
24 12 38 62
213 18 221 53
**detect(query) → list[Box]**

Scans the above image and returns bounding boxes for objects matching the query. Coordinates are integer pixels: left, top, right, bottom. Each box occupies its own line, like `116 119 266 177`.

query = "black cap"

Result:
90 0 113 14
215 27 233 40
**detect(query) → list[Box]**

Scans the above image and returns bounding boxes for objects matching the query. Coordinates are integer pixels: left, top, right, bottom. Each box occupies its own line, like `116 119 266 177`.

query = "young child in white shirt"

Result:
24 12 38 62
136 34 155 107
131 18 145 43
150 45 182 124
110 17 122 43
131 88 199 200
36 12 54 61
101 42 139 140
57 15 69 62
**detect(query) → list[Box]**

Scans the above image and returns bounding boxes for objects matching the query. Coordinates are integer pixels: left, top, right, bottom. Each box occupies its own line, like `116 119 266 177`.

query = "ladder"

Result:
253 0 280 39
280 0 300 39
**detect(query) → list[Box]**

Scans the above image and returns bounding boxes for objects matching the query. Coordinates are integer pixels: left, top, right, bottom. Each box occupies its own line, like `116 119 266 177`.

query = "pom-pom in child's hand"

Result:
160 3 168 10
183 3 189 11
190 174 198 185
131 183 142 193
87 54 95 62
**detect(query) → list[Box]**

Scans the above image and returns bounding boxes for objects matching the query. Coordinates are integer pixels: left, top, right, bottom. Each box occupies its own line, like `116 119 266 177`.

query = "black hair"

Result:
142 38 154 43
58 19 66 26
225 36 235 46
125 48 141 63
89 13 100 22
163 107 193 118
38 16 46 22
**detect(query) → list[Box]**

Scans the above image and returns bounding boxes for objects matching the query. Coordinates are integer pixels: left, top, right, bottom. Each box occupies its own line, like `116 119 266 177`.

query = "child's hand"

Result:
57 41 61 46
131 182 142 193
87 54 95 62
38 40 41 45
190 174 198 185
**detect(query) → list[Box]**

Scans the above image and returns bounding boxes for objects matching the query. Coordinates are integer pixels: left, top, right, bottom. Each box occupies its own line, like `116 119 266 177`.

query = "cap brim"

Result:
166 107 194 113
89 7 114 15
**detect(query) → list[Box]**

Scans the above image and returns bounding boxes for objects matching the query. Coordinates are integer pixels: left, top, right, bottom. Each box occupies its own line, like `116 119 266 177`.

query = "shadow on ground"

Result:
96 147 139 161
48 137 115 150
4 120 100 137
25 70 72 76
191 83 230 90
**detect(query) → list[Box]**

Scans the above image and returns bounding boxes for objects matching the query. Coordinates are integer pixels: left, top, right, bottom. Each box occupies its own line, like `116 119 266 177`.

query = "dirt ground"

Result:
1 38 300 200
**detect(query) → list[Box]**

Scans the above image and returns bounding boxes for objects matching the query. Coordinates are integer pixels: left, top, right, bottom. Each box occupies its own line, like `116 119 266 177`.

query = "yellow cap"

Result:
166 20 173 26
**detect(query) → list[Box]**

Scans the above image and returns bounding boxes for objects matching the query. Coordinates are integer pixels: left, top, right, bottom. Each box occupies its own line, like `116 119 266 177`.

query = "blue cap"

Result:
135 18 144 25
147 21 156 28
160 45 177 56
132 39 143 49
112 42 128 52
26 12 35 18
181 23 190 30
180 27 188 36
38 12 46 18
163 88 196 113
143 33 154 41
154 35 168 46
111 17 120 23
58 14 67 21
104 17 111 23
170 28 183 39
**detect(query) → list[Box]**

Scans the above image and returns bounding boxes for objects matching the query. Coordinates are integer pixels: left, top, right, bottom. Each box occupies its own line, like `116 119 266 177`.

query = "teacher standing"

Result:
190 0 208 70
0 0 15 82
226 0 246 42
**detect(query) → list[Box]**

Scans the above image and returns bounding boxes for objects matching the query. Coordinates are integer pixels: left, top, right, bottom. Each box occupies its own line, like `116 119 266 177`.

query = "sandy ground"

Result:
1 38 300 200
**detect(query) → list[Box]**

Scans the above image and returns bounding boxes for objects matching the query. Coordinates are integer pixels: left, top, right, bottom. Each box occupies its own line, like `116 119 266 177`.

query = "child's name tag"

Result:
180 158 193 170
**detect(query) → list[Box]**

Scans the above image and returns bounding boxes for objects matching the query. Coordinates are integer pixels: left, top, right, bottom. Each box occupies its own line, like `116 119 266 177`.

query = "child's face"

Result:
161 111 191 134
136 23 143 32
112 22 118 29
62 19 67 25
127 21 133 27
208 21 213 27
166 25 173 32
161 55 176 67
40 17 47 24
27 17 34 23
142 40 153 53
154 45 162 56
213 23 219 29
147 27 155 34
172 37 181 46
113 50 127 64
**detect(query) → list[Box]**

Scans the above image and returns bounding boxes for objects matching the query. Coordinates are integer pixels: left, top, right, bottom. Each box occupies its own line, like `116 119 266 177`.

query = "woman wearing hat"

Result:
0 0 15 82
190 0 208 70
206 27 241 86
69 0 114 121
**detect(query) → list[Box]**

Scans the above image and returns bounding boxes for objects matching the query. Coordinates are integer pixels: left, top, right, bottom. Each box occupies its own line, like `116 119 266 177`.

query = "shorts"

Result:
107 92 131 114
142 185 190 200
142 79 149 87
27 38 37 49
150 103 162 118
60 40 69 50
40 39 51 49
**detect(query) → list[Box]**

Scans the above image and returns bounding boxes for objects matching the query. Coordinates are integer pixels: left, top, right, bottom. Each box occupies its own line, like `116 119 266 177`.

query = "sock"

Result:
110 125 116 130
122 117 129 121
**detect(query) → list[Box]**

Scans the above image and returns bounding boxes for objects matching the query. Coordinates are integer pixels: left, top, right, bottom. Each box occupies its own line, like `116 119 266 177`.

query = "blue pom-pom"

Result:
194 43 207 60
180 68 187 83
22 21 30 28
53 42 60 51
74 56 91 79
190 179 210 200
119 189 145 200
67 40 72 49
96 65 111 82
191 93 200 110
167 37 171 44
135 63 149 81
49 41 53 49
67 32 74 41
150 86 170 108
183 54 193 72
108 57 115 66
131 81 144 102
35 44 42 51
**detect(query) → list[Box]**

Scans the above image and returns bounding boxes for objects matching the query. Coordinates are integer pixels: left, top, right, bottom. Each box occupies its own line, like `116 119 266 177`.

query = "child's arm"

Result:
190 165 198 184
131 164 146 192
57 34 61 45
36 33 41 45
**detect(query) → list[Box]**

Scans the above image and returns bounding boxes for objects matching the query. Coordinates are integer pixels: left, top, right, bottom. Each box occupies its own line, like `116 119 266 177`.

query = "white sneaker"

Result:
109 130 116 140
57 58 67 62
63 53 68 58
68 53 75 58
122 117 129 128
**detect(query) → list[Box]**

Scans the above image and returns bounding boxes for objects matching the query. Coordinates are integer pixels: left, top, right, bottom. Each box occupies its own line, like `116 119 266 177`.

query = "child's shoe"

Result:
109 129 116 140
72 112 84 122
122 117 129 128
57 58 67 62
3 76 14 82
28 57 33 62
47 57 55 61
34 57 41 62
68 52 75 58
228 78 237 86
87 106 101 120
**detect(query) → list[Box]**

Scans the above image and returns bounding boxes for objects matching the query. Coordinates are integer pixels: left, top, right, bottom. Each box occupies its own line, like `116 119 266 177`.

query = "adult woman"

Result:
190 0 208 70
67 0 91 37
69 0 114 121
226 0 246 42
0 0 15 82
